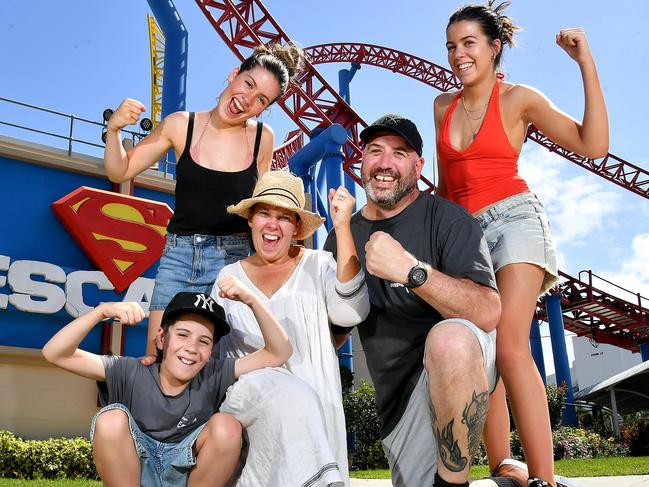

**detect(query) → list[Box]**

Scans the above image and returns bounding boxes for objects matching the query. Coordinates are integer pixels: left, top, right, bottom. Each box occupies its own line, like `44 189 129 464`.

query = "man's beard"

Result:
363 168 418 209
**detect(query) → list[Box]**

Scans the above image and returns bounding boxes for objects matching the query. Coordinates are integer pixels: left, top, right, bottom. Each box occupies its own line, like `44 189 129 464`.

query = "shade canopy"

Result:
575 361 649 415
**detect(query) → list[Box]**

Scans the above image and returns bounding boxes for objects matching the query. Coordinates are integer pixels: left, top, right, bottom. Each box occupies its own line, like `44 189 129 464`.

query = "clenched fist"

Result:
107 98 147 133
364 231 417 284
556 28 593 65
328 186 355 230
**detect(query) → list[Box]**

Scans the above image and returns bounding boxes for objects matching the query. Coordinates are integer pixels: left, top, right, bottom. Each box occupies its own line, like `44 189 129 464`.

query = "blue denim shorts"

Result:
90 403 207 487
150 233 250 311
475 192 558 295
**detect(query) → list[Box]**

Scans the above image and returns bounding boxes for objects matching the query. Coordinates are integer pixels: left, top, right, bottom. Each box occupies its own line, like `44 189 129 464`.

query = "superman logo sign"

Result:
52 187 173 292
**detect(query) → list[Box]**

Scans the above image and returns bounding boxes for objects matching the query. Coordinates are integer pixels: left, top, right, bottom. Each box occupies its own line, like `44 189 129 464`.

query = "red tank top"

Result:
436 81 529 214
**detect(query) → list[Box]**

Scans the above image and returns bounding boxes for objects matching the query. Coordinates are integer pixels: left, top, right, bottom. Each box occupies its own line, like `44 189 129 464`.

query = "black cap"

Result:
359 114 423 156
161 292 230 338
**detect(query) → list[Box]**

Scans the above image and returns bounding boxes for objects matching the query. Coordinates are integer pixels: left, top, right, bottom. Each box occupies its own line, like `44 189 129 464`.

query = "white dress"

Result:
212 249 369 487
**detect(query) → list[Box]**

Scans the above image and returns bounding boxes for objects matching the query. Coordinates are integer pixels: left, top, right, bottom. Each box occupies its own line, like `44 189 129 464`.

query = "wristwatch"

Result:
406 261 428 289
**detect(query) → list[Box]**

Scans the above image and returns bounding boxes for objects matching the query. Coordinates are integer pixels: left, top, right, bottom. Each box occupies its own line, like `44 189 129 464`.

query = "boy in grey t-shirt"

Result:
43 276 292 487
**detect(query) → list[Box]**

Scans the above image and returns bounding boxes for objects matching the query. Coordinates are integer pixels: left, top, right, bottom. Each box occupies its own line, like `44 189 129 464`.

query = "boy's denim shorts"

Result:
150 233 250 311
475 192 558 295
90 403 207 487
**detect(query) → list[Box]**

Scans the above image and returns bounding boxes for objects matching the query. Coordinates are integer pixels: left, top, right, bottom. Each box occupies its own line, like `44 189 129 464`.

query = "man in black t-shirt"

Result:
324 114 500 487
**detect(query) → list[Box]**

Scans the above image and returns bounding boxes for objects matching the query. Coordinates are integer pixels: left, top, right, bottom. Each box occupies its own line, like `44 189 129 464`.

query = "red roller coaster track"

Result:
305 42 649 200
193 0 437 191
194 0 649 350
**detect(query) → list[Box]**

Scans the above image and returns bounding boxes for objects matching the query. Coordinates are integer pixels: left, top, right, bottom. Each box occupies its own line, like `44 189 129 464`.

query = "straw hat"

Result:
227 170 325 240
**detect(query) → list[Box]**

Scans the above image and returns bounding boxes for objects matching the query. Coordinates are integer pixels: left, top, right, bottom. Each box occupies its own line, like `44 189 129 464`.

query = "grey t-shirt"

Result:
324 192 497 438
99 356 236 443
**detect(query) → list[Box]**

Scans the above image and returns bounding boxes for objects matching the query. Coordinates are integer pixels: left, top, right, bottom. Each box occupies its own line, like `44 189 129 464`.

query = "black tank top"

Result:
167 112 262 236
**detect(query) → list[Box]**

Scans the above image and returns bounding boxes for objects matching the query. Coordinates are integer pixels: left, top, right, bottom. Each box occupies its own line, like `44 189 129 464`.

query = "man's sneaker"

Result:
528 479 551 487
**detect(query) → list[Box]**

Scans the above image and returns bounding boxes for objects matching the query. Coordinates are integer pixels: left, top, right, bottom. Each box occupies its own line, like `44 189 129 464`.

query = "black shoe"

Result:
528 479 551 487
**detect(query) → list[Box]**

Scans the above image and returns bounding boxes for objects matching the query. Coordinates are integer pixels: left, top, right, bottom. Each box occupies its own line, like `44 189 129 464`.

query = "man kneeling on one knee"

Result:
324 113 501 487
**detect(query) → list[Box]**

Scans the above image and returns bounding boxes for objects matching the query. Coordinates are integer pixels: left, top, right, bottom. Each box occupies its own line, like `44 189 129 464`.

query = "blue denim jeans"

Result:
150 233 250 311
90 403 207 487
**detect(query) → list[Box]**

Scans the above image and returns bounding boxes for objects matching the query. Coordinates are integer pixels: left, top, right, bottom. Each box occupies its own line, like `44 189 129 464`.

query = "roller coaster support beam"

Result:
338 63 361 203
641 343 649 362
147 0 188 176
289 124 347 248
547 294 578 426
336 63 361 374
530 319 547 386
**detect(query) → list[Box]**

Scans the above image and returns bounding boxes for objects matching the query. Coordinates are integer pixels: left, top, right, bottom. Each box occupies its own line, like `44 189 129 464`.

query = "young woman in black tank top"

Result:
103 43 305 358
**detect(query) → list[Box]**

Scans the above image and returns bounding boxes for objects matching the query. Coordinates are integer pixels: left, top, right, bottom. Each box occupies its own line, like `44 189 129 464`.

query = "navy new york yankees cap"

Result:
161 292 230 337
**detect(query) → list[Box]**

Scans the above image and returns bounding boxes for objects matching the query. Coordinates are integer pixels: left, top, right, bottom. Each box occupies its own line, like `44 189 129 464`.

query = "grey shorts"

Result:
475 192 558 295
381 319 497 487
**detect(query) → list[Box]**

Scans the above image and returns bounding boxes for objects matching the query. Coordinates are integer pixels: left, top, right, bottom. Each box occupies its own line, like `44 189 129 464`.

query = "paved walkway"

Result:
350 475 649 486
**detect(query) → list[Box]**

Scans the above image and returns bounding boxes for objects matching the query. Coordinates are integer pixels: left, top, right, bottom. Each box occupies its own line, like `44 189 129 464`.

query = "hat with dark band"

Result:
227 170 325 240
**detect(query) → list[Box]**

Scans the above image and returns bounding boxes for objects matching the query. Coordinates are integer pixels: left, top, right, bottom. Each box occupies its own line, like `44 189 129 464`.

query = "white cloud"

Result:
597 233 649 300
518 145 622 254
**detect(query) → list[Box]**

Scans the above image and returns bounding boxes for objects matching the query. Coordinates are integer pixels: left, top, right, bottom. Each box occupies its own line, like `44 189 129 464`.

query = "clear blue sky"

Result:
2 1 648 368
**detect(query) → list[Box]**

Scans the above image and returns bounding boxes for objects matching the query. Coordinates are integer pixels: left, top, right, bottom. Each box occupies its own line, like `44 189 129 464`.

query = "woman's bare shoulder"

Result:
434 90 459 108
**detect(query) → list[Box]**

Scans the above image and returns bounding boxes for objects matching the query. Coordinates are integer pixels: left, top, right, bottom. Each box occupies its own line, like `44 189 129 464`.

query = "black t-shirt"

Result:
99 356 236 443
324 192 496 437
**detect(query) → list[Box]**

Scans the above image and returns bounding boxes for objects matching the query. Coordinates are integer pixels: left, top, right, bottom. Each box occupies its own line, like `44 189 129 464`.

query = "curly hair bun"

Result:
270 43 305 79
488 0 519 47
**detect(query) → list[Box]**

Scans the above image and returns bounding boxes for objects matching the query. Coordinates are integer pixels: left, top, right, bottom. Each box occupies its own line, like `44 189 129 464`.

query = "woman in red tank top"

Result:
434 3 608 487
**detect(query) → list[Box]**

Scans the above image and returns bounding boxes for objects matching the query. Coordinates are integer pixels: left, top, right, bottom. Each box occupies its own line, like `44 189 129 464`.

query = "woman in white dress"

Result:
211 170 369 487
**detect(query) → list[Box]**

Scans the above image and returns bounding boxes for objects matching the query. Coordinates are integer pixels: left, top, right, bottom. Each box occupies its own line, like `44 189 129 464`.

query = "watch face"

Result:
408 264 427 288
411 267 427 285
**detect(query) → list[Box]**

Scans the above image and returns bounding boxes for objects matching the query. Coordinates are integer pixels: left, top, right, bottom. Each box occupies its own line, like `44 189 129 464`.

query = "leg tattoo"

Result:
462 390 489 460
435 418 468 472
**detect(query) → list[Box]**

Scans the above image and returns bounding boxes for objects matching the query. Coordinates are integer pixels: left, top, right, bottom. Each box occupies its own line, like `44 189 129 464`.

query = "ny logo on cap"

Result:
382 114 401 125
194 294 215 312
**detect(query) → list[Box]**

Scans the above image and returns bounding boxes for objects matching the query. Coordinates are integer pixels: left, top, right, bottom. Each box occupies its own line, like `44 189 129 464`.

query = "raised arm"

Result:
104 98 182 182
523 28 608 158
42 302 145 380
324 187 370 327
328 186 360 282
216 275 292 378
364 231 500 332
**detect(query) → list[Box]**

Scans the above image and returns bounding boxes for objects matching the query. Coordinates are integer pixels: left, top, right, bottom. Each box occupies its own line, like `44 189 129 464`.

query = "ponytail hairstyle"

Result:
447 1 520 67
238 42 305 103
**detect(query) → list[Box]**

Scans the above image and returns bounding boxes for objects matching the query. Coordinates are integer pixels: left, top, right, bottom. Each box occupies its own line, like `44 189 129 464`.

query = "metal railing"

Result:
578 269 649 309
0 96 175 178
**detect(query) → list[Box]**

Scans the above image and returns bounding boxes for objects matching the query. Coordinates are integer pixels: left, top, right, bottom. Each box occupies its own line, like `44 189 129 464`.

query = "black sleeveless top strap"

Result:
167 113 261 236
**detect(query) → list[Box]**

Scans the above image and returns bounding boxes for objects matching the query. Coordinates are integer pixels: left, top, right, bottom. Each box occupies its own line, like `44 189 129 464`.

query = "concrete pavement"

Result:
350 475 649 486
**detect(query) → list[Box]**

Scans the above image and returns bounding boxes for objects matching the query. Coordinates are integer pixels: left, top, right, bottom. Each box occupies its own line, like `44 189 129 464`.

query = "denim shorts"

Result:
150 233 250 311
381 318 497 487
475 192 558 295
90 403 207 487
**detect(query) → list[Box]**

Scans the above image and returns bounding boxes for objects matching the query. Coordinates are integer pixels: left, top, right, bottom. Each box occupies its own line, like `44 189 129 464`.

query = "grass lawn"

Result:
1 457 648 485
0 482 100 487
350 456 649 479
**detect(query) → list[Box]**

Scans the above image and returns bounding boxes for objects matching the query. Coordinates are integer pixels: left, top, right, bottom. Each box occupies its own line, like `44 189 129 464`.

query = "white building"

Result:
570 336 642 390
